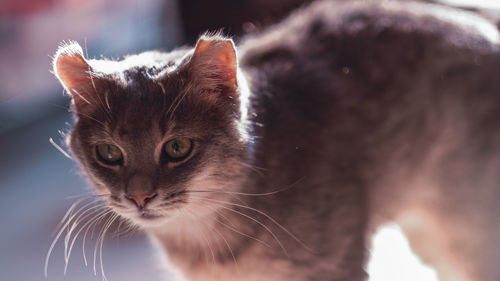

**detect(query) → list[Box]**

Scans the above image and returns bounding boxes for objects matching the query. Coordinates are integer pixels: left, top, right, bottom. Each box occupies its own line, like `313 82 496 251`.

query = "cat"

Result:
52 1 500 280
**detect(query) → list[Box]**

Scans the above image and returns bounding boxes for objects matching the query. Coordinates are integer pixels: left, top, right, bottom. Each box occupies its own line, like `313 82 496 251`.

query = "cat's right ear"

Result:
53 42 99 112
186 36 239 97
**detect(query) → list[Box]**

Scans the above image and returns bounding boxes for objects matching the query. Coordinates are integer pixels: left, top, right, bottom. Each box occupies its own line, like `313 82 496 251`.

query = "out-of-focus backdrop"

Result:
0 0 499 281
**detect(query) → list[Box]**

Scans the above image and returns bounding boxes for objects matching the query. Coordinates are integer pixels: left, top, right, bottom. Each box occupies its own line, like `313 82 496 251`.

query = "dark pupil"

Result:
106 145 114 159
172 142 181 154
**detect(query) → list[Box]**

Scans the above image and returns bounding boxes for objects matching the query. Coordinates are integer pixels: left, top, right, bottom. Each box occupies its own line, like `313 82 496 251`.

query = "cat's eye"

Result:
164 138 193 162
96 144 123 165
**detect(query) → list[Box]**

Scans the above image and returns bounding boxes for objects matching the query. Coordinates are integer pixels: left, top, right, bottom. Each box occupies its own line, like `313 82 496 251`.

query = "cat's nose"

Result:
126 193 157 208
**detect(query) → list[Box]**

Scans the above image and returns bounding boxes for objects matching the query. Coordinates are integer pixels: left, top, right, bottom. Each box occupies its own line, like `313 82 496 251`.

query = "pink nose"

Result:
126 193 157 208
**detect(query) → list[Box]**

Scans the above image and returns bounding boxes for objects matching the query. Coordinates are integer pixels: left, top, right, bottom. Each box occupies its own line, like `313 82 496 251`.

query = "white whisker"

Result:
65 193 110 200
197 196 312 252
236 160 269 176
83 209 113 266
182 208 216 265
52 197 87 236
190 196 289 257
49 138 72 160
100 214 118 281
71 88 91 105
64 201 106 262
64 206 108 274
93 212 113 276
188 176 304 197
45 197 105 277
185 206 239 270
198 202 272 248
168 88 190 121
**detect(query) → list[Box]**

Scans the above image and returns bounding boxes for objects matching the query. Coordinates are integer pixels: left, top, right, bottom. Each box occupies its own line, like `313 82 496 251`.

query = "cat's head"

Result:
53 35 250 228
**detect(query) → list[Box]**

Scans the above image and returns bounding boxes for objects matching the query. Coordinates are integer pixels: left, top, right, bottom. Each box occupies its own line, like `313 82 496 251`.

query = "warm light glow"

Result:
440 0 500 10
367 224 439 281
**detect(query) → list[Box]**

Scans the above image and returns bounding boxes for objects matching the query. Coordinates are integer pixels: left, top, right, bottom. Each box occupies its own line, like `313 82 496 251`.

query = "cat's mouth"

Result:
138 210 162 220
108 192 189 227
123 208 171 227
123 203 183 227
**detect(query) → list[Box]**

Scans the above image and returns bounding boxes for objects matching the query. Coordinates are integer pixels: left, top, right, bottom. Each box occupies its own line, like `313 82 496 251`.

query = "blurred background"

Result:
0 0 499 280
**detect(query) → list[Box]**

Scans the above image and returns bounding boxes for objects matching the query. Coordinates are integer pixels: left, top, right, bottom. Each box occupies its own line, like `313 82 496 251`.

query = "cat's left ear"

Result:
53 42 103 112
188 36 238 95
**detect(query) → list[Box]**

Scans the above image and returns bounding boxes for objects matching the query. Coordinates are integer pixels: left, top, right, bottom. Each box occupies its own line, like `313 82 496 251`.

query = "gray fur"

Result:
54 1 500 280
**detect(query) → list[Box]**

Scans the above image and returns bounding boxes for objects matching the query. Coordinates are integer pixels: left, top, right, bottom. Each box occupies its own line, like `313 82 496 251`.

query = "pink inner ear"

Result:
53 43 99 110
192 38 238 88
55 52 92 92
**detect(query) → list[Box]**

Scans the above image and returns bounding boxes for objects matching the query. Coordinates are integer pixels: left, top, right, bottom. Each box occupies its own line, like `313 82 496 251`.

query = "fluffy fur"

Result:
53 1 500 281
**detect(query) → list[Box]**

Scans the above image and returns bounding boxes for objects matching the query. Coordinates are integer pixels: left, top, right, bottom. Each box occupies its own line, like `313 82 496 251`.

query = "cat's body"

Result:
53 1 500 281
238 2 500 281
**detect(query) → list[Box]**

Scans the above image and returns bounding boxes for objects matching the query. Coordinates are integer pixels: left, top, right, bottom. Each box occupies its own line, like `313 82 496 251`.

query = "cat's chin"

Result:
130 214 173 228
117 210 177 228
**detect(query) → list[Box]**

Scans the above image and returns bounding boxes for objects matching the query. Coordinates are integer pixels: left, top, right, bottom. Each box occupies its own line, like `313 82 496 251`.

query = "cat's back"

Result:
239 0 499 104
239 0 500 177
238 0 500 169
238 2 500 280
239 0 499 64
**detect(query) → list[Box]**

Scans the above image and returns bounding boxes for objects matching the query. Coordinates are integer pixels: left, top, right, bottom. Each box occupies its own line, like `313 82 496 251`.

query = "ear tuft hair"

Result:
189 34 238 96
53 41 99 111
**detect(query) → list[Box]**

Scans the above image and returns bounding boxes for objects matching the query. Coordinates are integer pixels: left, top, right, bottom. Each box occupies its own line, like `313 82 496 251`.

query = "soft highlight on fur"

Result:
51 1 500 281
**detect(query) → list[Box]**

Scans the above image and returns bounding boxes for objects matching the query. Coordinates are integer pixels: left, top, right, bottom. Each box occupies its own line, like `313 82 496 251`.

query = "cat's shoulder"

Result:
239 0 499 67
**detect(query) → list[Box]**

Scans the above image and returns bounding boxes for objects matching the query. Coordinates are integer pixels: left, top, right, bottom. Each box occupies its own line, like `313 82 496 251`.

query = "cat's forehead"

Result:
106 88 170 137
104 64 185 117
101 77 192 141
115 120 165 150
75 44 231 142
89 47 190 77
122 66 163 83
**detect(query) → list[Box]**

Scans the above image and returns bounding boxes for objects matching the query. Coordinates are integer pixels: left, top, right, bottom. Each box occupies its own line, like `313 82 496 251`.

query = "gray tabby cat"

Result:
52 1 500 280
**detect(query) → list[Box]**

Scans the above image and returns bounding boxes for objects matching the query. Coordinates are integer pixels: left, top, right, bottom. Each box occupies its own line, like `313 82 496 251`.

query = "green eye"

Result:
96 144 123 165
164 138 192 162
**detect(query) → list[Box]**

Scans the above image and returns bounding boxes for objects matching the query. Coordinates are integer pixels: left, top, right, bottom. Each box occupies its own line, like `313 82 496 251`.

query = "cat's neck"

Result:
148 69 260 268
148 179 261 267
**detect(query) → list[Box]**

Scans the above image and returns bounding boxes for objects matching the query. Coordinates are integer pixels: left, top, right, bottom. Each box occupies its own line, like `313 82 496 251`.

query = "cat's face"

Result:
54 37 248 228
